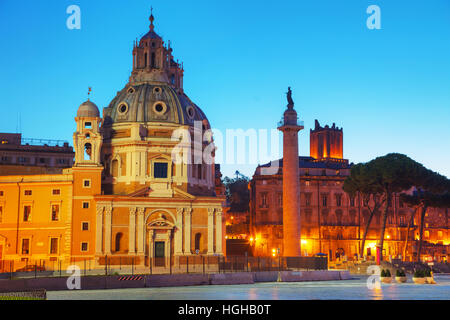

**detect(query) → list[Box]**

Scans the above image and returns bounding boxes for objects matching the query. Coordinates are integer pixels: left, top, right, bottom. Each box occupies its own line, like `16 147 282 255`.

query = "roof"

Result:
256 156 352 175
103 83 209 127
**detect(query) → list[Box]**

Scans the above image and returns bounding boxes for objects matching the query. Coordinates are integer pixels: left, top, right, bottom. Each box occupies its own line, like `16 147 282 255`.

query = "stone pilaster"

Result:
104 205 112 254
207 208 215 254
128 207 136 254
184 208 192 254
95 205 104 255
175 207 184 255
215 208 223 255
137 207 145 254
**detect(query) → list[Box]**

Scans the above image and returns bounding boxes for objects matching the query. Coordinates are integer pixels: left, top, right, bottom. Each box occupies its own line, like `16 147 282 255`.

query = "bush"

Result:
396 269 406 277
380 269 391 277
414 270 425 278
425 269 432 277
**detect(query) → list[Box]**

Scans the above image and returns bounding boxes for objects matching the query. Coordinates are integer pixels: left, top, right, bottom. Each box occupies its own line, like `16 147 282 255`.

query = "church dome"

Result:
102 83 209 127
77 100 100 118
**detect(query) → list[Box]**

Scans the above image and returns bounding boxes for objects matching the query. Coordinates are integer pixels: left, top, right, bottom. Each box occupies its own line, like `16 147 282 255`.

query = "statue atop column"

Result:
287 87 294 108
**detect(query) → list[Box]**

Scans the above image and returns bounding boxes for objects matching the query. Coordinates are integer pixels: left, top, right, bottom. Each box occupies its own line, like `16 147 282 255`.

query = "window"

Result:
350 197 355 207
260 193 268 208
84 144 92 161
82 222 89 231
154 162 168 179
52 189 61 195
81 242 89 252
51 204 60 221
115 233 123 252
23 206 32 222
195 233 202 252
83 179 91 188
438 231 443 239
336 194 342 207
0 206 3 223
322 195 328 207
22 239 30 255
82 202 90 209
277 193 283 207
305 193 311 207
424 231 430 239
24 190 32 196
0 191 3 196
50 238 58 255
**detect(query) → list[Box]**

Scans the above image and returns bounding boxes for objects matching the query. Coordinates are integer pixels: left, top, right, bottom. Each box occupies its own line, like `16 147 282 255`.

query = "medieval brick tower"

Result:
310 120 343 160
277 88 304 257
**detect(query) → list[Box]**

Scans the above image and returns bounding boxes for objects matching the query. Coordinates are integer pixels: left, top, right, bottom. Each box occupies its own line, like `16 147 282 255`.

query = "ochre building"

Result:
0 12 225 272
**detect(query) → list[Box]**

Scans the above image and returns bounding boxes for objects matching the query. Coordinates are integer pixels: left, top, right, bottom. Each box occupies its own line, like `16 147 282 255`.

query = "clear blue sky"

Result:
0 0 449 179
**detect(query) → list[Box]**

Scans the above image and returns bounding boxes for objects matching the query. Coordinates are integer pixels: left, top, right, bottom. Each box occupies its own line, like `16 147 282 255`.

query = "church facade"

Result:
0 12 225 271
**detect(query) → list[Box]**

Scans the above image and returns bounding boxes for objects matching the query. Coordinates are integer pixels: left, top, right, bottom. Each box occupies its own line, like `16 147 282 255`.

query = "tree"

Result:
343 163 385 257
223 172 250 213
369 154 419 262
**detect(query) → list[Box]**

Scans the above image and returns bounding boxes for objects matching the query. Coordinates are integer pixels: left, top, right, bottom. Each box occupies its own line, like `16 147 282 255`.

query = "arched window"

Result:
84 143 92 161
151 52 156 68
194 233 202 252
144 53 148 68
115 233 123 252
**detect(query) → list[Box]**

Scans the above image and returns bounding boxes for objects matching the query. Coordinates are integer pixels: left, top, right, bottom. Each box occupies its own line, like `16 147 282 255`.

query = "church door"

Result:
155 242 165 267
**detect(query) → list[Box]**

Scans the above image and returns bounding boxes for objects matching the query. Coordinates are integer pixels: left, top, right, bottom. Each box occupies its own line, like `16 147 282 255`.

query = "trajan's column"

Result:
277 87 304 257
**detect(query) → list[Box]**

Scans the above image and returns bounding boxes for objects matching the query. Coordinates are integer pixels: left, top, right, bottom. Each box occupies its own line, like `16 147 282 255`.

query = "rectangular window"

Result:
23 206 31 222
438 231 443 239
336 194 342 207
83 180 91 188
154 162 168 179
305 194 311 207
81 242 88 252
50 238 58 255
82 222 89 231
22 239 30 255
322 195 328 207
52 189 61 195
24 190 32 196
0 191 4 196
0 206 3 223
85 122 92 129
51 204 60 221
260 193 268 208
82 202 90 209
350 197 355 207
277 193 283 207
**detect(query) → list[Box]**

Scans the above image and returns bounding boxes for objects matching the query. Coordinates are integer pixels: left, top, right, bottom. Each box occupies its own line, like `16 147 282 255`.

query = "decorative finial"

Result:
88 87 92 101
149 6 155 31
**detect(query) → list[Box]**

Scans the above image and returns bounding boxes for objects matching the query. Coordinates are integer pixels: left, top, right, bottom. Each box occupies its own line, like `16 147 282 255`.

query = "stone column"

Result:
128 207 136 255
184 208 192 254
104 205 112 254
175 208 184 255
137 208 145 254
95 205 104 255
207 208 215 254
215 208 223 255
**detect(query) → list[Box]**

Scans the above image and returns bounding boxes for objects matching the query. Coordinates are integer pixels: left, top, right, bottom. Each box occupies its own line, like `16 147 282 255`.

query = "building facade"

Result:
0 133 74 176
250 120 449 262
0 12 225 272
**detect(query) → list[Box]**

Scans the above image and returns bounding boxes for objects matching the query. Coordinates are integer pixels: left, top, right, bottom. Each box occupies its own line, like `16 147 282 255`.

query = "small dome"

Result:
77 100 100 118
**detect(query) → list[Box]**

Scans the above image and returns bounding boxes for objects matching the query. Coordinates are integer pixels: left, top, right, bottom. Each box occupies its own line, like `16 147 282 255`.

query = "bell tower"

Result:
73 98 103 167
277 87 304 257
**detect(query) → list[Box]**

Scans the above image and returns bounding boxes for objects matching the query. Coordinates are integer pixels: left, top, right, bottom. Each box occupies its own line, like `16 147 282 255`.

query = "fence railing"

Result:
0 255 327 279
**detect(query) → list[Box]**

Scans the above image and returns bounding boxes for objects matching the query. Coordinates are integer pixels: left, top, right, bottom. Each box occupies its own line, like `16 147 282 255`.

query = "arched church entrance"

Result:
145 210 175 268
